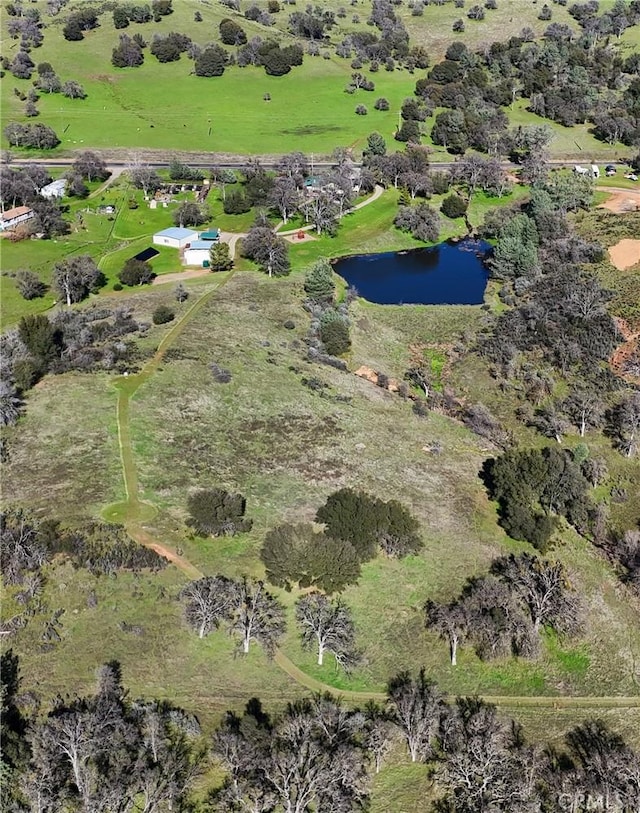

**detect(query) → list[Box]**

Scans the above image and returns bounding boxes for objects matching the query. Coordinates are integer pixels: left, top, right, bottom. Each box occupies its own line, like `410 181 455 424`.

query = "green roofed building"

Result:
199 230 220 241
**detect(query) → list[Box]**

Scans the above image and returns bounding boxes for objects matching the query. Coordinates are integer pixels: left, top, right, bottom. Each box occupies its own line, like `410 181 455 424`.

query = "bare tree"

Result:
363 701 395 774
180 575 237 639
425 599 467 666
229 577 286 656
490 553 583 636
301 190 341 235
268 176 300 224
561 388 604 437
128 158 162 197
53 255 103 306
295 593 360 671
386 668 444 762
607 392 640 458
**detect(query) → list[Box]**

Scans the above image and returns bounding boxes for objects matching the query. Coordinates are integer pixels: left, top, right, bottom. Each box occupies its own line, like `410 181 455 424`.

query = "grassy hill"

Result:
0 0 636 157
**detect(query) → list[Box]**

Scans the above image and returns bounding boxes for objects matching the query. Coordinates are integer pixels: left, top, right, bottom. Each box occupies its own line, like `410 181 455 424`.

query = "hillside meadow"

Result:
0 0 636 157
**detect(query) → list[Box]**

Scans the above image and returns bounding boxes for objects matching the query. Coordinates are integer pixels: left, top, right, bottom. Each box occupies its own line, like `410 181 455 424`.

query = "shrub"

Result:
440 194 468 219
152 305 175 325
320 311 351 356
355 104 368 115
374 97 389 110
118 259 155 286
15 270 47 300
187 487 252 537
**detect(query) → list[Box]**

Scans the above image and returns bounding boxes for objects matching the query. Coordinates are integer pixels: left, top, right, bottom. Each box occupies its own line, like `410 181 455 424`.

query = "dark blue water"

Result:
334 238 491 305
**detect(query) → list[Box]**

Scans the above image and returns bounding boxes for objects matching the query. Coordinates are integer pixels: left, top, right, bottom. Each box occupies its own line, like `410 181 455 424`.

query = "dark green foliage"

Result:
0 649 28 811
187 488 252 537
316 488 423 561
18 314 62 366
490 214 539 279
440 193 468 219
152 305 175 325
195 45 227 77
320 311 351 356
219 18 247 45
168 160 204 181
394 119 421 143
118 258 155 287
150 32 191 63
208 242 233 272
482 447 593 550
304 258 335 302
261 523 362 593
222 189 251 214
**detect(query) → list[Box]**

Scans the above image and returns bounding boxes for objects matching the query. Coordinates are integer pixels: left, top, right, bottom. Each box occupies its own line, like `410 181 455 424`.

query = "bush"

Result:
118 259 155 286
374 97 390 110
261 523 361 593
355 104 368 115
15 270 47 300
187 487 252 537
440 194 468 219
113 282 123 291
320 311 351 356
152 305 175 325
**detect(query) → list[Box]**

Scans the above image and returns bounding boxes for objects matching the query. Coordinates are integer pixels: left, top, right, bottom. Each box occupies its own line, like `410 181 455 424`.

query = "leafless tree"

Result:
425 599 467 666
229 577 286 656
295 593 360 671
386 668 444 762
180 575 237 639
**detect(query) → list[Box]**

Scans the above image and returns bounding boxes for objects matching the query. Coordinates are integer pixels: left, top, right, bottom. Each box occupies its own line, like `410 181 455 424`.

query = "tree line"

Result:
3 654 640 812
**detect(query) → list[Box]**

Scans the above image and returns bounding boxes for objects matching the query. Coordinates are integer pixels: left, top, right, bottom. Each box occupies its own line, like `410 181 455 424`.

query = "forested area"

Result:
3 654 640 812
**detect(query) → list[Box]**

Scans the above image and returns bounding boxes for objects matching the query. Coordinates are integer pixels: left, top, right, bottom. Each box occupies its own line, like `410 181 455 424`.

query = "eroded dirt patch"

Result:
608 239 640 271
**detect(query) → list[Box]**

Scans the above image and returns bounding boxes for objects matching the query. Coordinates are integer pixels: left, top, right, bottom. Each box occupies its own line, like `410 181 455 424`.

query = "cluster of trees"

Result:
260 488 423 594
1 658 201 813
62 7 99 41
426 551 583 664
118 257 156 286
1 304 141 424
482 446 593 550
4 654 640 813
412 14 640 152
241 214 290 278
3 122 59 150
113 0 173 28
181 575 285 655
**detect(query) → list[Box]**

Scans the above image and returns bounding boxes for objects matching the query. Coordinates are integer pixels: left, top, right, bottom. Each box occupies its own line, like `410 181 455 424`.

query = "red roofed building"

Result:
0 206 34 232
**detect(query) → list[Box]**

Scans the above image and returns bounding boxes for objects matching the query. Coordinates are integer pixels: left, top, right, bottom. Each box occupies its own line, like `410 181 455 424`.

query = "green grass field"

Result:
1 0 636 158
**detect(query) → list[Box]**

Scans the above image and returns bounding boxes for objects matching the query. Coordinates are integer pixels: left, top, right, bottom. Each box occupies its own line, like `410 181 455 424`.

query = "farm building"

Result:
40 179 67 199
184 240 214 267
152 227 198 248
0 205 34 231
199 229 220 242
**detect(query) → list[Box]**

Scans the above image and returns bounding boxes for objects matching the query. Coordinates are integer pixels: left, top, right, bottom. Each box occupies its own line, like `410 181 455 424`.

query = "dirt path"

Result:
104 269 640 711
152 269 210 285
597 185 640 213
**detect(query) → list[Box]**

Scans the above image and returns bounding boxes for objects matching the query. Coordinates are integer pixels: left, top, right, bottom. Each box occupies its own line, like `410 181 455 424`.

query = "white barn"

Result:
184 240 213 267
152 227 198 249
40 179 67 199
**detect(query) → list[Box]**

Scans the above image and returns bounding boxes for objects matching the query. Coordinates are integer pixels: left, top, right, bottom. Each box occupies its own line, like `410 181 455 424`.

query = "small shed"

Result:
153 227 198 249
184 240 214 267
199 229 220 242
40 179 67 199
0 205 34 231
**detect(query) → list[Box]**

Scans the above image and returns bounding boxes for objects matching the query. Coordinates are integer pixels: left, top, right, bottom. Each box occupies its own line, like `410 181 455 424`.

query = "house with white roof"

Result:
152 227 198 249
40 179 67 199
184 240 214 267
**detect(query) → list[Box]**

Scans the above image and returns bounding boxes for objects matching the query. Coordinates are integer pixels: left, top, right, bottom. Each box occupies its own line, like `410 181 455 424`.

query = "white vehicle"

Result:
624 173 638 181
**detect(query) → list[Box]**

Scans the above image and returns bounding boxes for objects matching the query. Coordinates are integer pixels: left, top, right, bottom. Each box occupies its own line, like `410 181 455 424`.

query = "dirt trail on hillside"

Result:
608 238 640 271
611 317 640 384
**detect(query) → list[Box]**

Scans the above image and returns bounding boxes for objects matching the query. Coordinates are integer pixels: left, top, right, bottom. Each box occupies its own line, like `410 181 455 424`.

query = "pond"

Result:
333 238 492 305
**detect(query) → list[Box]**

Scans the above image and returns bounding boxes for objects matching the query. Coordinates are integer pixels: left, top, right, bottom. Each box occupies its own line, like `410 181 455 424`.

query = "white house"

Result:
184 240 214 267
152 227 198 249
40 179 67 199
0 205 34 231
